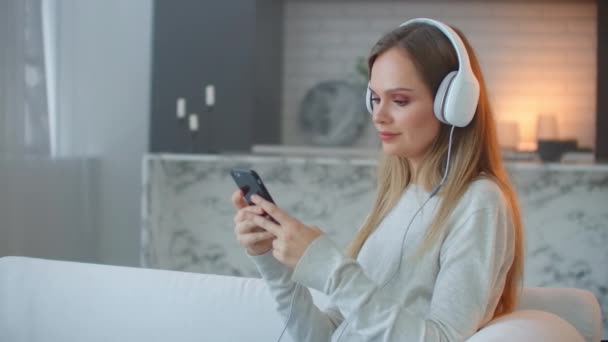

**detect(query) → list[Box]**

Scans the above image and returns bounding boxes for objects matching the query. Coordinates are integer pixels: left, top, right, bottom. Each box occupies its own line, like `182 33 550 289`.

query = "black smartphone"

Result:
230 168 275 205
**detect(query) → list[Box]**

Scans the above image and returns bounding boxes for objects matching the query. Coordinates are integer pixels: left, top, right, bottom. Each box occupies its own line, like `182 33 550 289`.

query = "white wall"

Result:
56 0 152 266
282 0 597 150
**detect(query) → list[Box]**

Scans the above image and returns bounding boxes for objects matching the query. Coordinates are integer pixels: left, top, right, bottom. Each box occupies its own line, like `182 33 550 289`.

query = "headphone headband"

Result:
399 18 475 81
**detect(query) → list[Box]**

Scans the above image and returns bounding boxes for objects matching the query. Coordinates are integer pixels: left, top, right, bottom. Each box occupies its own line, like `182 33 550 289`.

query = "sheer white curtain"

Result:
0 0 51 157
1 0 151 265
0 0 99 262
0 0 51 158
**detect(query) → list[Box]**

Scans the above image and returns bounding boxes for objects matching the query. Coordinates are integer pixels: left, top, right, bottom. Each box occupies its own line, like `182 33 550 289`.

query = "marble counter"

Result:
141 153 607 336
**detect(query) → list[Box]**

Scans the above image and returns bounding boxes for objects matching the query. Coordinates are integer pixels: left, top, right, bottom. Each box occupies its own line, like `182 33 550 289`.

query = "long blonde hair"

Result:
344 23 524 319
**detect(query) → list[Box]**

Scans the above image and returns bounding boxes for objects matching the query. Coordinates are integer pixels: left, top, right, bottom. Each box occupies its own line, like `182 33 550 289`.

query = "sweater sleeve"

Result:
290 206 514 342
247 249 345 341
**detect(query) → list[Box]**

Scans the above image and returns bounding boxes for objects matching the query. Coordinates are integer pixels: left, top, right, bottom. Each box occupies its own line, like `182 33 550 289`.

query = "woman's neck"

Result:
408 158 421 185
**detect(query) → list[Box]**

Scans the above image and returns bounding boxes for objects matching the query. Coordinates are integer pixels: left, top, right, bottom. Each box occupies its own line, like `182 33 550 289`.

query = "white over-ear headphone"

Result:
366 18 480 128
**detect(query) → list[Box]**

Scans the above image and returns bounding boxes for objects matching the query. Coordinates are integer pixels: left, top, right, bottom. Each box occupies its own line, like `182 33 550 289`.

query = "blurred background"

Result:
0 0 605 269
2 0 607 335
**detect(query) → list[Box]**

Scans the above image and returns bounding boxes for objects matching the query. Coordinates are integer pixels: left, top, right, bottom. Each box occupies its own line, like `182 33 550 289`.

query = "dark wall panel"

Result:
149 0 282 154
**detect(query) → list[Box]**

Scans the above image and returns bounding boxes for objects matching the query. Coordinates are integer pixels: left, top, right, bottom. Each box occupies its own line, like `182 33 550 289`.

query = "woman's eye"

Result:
371 97 380 104
394 100 409 106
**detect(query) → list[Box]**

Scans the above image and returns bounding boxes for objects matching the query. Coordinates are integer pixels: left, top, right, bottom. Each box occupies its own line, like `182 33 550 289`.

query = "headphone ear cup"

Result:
365 83 373 115
433 71 457 125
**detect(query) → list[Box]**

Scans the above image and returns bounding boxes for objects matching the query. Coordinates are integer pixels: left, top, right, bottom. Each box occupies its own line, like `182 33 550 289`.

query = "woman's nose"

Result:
372 103 391 124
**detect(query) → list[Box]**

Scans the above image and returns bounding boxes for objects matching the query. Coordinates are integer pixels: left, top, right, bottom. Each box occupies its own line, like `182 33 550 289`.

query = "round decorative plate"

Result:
298 80 368 146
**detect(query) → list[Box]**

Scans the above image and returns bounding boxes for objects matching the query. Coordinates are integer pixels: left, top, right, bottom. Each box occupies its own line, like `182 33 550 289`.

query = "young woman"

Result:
231 18 524 342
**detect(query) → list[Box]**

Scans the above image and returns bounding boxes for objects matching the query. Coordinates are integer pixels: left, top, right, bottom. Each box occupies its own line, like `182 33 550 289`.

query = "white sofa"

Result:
0 256 602 342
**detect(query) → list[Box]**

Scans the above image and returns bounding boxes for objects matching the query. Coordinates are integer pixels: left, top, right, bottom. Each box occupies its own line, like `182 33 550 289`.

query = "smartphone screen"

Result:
230 168 275 205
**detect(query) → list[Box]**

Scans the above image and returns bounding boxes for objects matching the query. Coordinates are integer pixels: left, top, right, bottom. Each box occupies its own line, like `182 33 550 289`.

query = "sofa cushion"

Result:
517 287 602 342
466 310 585 342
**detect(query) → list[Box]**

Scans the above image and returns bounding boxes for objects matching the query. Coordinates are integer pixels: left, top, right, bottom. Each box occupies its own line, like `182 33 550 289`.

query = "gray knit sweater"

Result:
248 178 516 342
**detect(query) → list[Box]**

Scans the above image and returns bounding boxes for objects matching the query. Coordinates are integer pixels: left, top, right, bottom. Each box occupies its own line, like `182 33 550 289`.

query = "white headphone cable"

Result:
277 125 456 342
380 125 455 290
335 125 456 341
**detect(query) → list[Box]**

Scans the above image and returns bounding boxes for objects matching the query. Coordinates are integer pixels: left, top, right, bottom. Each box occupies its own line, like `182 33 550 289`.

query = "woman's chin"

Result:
381 143 414 158
381 144 402 156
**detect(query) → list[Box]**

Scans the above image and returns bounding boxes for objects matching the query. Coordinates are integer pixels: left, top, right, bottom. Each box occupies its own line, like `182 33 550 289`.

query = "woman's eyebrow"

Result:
370 86 414 95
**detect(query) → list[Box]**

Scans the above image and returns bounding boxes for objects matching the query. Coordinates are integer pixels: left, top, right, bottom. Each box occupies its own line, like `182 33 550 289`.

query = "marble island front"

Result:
141 153 608 337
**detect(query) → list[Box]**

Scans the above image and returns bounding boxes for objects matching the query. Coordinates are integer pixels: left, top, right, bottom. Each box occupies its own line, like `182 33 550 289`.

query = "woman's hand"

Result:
232 190 276 256
247 194 324 268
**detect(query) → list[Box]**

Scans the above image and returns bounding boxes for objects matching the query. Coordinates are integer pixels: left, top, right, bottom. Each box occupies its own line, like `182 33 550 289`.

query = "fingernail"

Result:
251 194 259 202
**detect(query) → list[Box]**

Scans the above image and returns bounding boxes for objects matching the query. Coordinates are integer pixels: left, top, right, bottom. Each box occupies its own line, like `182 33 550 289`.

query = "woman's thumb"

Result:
231 190 248 209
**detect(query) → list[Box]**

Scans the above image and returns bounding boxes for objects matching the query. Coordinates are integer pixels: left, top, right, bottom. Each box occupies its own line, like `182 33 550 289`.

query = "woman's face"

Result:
369 47 441 163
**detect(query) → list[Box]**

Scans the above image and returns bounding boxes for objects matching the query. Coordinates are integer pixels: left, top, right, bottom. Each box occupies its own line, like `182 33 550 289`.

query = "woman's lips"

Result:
379 132 400 141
